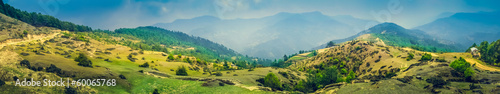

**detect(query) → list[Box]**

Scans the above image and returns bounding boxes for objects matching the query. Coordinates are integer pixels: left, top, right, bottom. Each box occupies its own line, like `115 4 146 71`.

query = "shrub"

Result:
278 71 289 78
450 57 474 78
13 76 19 81
65 86 77 94
355 46 362 50
0 79 5 86
436 57 447 62
127 54 136 62
346 70 356 82
75 53 93 67
153 89 159 94
167 54 175 60
406 53 414 61
119 74 126 79
420 53 432 61
46 64 61 74
297 66 341 92
248 68 255 71
175 66 188 76
213 72 223 76
264 73 281 90
426 77 448 88
464 68 474 78
139 62 149 68
20 59 31 67
341 68 347 74
20 52 30 56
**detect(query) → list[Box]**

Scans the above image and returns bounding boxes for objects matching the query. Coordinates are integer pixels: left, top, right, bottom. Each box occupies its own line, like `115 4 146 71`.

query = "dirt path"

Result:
465 58 500 71
0 30 60 49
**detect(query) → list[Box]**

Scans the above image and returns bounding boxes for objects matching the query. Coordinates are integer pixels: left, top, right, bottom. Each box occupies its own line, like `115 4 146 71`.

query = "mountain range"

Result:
154 11 379 59
315 22 462 52
415 11 500 49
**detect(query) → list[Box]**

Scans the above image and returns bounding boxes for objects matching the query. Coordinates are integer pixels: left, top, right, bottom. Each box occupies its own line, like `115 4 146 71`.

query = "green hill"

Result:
321 23 462 53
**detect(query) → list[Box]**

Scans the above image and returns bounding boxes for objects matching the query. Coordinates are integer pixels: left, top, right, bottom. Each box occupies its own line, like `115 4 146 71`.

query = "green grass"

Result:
9 36 275 94
91 59 273 94
289 56 306 61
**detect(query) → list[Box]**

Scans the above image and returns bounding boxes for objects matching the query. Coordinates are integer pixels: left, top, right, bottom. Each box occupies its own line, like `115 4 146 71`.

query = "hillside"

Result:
316 23 462 52
154 11 379 59
0 13 54 42
288 39 500 93
415 11 500 49
0 0 91 32
0 13 290 93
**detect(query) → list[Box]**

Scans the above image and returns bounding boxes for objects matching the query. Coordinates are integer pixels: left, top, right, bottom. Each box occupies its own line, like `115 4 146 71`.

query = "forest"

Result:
0 0 91 32
88 27 273 68
471 39 500 66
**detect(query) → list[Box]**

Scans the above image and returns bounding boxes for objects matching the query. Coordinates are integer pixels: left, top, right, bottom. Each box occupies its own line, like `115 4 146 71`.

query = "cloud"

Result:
5 0 499 30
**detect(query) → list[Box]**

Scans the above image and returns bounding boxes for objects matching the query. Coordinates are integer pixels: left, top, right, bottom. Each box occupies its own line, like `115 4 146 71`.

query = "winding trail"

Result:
0 30 60 49
465 58 500 71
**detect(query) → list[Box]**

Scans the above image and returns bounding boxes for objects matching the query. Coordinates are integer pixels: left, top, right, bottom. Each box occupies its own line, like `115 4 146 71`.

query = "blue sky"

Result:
5 0 500 30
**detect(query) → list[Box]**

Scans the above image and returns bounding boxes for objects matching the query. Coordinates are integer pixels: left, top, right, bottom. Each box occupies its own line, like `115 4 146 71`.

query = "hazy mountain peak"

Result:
172 15 220 23
365 22 406 33
154 11 378 59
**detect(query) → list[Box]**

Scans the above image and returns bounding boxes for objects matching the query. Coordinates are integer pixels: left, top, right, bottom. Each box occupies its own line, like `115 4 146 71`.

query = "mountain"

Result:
154 11 379 59
316 23 462 52
415 11 500 49
100 26 272 65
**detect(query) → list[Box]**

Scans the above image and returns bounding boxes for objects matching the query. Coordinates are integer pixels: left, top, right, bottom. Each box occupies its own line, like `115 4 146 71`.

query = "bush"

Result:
213 72 223 76
127 54 136 62
167 54 175 60
436 57 447 62
153 89 159 94
264 73 281 90
298 66 340 93
464 68 474 78
0 79 5 86
406 53 414 61
248 68 255 71
65 86 77 94
420 53 432 61
46 64 61 74
175 66 188 76
119 74 126 79
450 57 474 78
426 77 448 88
139 62 149 68
20 59 30 67
346 70 356 82
75 53 93 67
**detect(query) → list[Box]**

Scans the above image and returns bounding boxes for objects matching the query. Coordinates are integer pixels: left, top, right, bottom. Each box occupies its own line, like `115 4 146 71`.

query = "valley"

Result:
1 0 500 94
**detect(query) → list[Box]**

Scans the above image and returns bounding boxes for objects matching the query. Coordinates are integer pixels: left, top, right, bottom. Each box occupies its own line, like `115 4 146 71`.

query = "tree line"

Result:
470 39 500 66
0 0 91 32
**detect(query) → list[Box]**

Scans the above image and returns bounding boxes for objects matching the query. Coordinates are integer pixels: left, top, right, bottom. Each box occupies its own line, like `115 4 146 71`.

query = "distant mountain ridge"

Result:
154 11 379 59
415 11 500 48
316 23 461 52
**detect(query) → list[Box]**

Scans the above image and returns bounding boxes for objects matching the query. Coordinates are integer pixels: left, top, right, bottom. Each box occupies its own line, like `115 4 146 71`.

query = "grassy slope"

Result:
0 13 54 42
0 29 277 93
290 38 500 93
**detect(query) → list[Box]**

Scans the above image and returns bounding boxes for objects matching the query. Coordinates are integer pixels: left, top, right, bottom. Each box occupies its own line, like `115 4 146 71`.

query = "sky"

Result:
5 0 500 30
